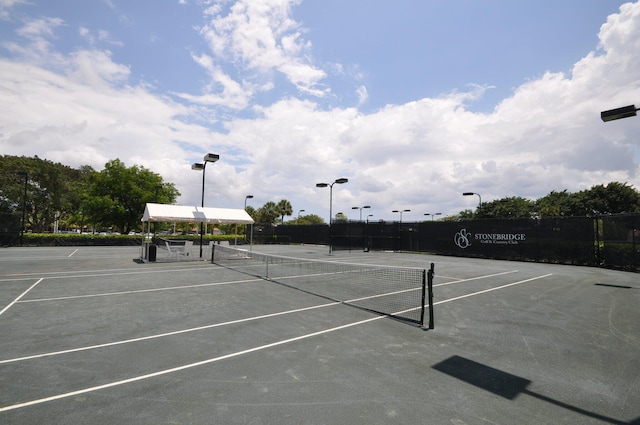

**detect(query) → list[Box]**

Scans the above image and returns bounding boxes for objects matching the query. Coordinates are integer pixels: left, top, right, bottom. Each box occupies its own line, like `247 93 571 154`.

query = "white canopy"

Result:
141 203 254 224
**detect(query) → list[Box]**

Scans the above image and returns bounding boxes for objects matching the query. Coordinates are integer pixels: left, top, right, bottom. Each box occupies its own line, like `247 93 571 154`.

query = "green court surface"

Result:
1 245 639 424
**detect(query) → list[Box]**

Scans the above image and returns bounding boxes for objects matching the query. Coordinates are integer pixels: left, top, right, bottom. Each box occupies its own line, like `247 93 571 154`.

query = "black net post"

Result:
211 242 216 263
420 269 426 327
427 263 434 329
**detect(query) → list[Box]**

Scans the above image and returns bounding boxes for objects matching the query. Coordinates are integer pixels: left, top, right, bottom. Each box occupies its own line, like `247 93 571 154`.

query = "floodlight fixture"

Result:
392 209 410 223
463 192 482 206
204 153 220 163
601 104 638 122
352 205 371 221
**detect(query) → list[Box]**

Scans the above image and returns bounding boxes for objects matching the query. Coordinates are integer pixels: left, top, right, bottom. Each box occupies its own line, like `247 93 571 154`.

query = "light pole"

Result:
316 177 348 253
351 205 371 221
298 209 305 219
463 192 482 208
244 195 253 209
425 213 442 221
192 153 219 258
244 195 254 246
601 104 638 122
392 209 410 223
17 172 28 246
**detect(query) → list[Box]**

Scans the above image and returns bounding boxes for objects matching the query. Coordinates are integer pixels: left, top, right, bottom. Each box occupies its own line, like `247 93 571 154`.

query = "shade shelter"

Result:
140 203 254 260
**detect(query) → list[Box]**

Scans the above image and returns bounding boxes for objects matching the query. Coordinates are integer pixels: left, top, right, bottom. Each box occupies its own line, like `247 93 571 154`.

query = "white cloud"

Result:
1 2 640 220
0 0 27 19
197 0 326 100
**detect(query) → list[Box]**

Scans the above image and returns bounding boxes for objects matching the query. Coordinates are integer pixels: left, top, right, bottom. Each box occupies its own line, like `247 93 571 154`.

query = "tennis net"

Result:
211 244 434 328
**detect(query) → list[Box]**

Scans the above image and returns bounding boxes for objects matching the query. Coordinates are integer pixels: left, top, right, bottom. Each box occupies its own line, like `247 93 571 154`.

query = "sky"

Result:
1 0 639 222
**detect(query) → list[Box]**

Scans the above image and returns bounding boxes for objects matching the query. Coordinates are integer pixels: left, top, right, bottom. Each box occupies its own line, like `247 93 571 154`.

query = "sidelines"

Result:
0 264 212 281
0 278 43 317
0 272 553 413
18 278 263 303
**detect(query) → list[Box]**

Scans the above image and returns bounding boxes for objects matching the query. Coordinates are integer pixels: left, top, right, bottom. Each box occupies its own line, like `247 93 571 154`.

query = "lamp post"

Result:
425 212 442 221
298 209 305 219
463 192 482 208
351 205 371 222
244 195 253 209
17 172 28 246
316 177 348 253
192 153 219 258
392 209 410 223
601 104 638 122
244 195 254 246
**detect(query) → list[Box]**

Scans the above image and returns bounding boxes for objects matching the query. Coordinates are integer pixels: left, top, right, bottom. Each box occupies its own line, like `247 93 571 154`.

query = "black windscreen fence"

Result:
0 211 21 246
270 213 639 272
601 214 639 272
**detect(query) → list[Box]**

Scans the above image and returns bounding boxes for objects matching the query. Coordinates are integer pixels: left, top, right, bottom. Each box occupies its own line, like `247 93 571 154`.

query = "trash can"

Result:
148 244 157 262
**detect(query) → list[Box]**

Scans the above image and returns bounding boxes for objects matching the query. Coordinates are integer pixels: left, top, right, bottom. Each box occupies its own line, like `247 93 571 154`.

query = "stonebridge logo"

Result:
454 229 527 249
454 229 472 249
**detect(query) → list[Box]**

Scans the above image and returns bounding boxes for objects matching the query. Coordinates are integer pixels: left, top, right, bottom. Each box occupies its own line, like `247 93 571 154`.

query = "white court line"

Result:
0 272 552 412
18 278 263 303
67 249 79 258
0 301 339 365
0 278 44 317
0 315 381 413
0 264 218 282
434 270 519 287
433 273 553 305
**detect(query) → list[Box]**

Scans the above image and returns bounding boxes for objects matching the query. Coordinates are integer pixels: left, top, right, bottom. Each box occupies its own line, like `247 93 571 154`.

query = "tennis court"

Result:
1 245 639 424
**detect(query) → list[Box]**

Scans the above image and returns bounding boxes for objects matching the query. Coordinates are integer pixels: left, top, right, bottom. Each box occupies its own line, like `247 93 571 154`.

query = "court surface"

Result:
0 245 639 424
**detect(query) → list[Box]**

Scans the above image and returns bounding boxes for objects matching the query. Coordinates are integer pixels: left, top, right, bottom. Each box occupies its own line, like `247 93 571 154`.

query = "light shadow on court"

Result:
432 355 635 425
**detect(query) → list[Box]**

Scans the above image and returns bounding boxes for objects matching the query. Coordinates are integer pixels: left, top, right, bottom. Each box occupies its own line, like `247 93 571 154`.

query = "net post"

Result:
420 269 426 327
427 263 435 329
211 243 215 264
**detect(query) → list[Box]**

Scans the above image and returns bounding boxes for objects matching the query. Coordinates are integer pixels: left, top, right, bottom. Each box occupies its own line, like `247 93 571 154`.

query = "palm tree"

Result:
276 199 293 224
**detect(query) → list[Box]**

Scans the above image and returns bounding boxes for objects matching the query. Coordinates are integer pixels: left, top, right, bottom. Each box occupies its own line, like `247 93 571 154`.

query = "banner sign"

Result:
455 228 527 249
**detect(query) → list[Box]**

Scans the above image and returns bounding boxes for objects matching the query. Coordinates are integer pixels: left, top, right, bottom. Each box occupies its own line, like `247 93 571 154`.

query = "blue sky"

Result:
1 0 639 222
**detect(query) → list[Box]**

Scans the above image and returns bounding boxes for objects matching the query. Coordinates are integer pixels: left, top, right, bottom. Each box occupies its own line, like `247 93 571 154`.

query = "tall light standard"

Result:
392 209 410 223
244 195 253 209
601 104 638 122
244 195 254 246
425 213 442 221
316 177 348 253
463 192 482 208
351 205 371 222
192 153 219 258
17 172 28 246
298 209 305 219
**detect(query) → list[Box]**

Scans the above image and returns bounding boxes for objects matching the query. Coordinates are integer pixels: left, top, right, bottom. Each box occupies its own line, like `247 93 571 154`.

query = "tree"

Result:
276 199 293 224
257 201 279 224
535 190 578 218
286 214 325 225
0 155 87 232
335 212 348 222
575 182 640 216
476 196 535 219
83 159 179 233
